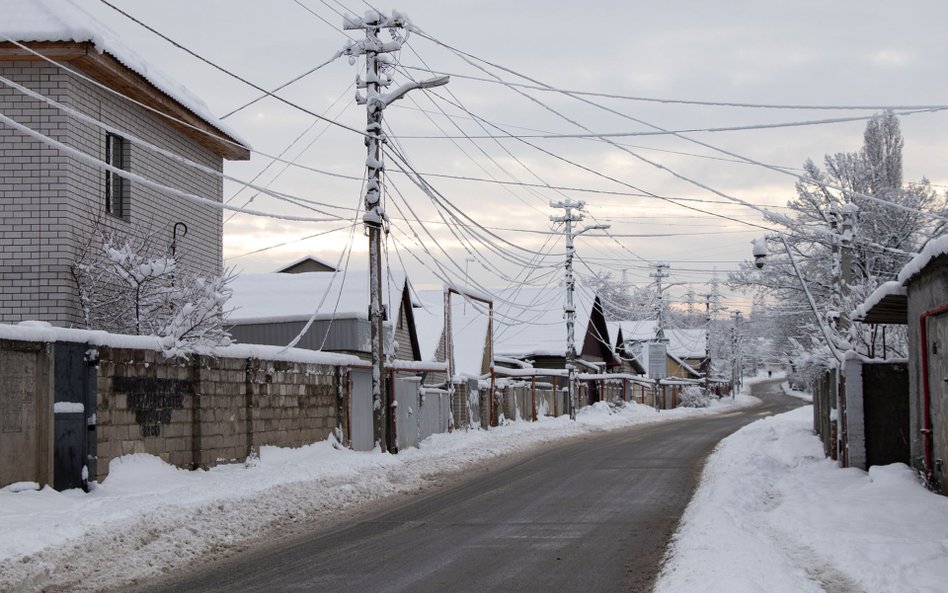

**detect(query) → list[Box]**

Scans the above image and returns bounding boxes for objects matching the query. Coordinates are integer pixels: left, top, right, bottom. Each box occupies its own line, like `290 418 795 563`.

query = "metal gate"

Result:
928 313 948 489
348 369 374 451
53 342 96 491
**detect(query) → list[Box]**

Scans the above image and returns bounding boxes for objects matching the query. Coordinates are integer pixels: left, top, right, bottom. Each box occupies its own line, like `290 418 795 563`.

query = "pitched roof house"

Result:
226 269 421 362
491 286 617 372
615 320 705 379
0 0 249 326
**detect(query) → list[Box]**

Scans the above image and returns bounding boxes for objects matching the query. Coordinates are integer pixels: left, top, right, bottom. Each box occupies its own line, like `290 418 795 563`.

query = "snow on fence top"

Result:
896 234 948 285
1 0 247 148
0 321 362 367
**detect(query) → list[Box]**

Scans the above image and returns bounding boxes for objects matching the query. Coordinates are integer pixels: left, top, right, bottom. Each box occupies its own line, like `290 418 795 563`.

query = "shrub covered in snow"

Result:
678 385 712 408
72 229 235 357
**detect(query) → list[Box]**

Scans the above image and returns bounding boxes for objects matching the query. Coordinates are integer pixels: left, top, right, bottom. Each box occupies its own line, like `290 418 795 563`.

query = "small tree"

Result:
72 229 234 356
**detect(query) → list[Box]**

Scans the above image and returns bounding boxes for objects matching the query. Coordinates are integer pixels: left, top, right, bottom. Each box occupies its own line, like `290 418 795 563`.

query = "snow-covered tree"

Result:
586 272 657 321
730 112 947 376
72 229 234 356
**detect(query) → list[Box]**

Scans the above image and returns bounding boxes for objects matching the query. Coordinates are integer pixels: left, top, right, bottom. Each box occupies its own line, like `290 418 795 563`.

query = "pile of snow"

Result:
654 406 948 593
0 395 757 593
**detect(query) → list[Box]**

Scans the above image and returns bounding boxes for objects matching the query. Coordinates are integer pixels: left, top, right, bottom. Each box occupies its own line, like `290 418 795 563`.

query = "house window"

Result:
105 133 129 219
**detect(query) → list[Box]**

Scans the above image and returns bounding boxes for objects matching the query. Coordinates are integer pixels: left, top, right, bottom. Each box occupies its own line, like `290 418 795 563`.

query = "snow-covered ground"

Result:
654 405 948 593
0 395 756 593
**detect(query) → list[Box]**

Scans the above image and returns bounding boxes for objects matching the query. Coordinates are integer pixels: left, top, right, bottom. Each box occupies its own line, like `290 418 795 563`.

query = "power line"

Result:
414 29 948 224
0 73 353 221
384 108 946 140
0 111 339 223
400 58 948 112
97 0 363 135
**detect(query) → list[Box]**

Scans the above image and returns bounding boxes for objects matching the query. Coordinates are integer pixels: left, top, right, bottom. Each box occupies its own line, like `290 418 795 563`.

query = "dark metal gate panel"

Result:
863 362 910 468
53 342 96 491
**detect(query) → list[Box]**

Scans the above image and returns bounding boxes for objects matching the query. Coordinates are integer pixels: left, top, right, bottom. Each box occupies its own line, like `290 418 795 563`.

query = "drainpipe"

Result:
919 302 948 480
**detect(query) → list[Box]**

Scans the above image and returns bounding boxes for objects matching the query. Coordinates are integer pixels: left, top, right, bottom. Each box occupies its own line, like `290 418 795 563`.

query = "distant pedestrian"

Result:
768 370 772 378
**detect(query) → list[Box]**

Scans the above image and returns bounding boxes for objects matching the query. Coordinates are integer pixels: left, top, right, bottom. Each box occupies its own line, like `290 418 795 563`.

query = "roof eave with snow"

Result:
1 0 249 159
0 40 250 160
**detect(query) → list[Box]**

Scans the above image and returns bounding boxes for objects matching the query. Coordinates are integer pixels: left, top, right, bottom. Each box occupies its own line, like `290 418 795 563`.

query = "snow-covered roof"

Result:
414 290 490 379
897 234 948 285
852 280 908 324
227 269 410 325
2 0 247 149
618 320 707 359
491 287 597 358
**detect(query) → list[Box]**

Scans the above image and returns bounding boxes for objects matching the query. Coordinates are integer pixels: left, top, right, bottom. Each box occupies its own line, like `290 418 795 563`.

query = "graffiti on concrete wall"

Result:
113 377 193 437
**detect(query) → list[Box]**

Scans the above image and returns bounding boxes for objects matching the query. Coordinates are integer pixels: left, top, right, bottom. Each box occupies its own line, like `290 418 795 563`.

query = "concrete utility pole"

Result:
550 199 608 420
701 293 712 394
651 263 670 342
343 11 448 451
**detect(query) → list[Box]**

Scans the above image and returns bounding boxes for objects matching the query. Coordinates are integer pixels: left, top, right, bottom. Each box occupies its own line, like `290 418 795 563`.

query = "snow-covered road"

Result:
1 393 757 593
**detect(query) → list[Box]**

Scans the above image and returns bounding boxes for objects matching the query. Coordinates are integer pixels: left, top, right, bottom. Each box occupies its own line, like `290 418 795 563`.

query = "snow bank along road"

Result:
655 390 948 593
122 380 800 593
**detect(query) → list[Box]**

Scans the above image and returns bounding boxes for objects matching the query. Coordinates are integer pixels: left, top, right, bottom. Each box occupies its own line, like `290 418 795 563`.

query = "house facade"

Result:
0 2 248 327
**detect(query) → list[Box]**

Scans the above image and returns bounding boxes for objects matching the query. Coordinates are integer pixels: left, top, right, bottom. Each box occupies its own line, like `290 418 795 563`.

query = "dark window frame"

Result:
105 133 130 220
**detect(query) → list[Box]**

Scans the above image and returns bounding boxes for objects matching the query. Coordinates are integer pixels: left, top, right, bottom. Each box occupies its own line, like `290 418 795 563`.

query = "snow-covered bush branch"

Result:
72 228 235 356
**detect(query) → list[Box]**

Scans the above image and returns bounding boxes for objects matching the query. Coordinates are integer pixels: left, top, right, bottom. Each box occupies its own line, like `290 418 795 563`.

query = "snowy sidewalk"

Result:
1 395 756 593
654 405 948 593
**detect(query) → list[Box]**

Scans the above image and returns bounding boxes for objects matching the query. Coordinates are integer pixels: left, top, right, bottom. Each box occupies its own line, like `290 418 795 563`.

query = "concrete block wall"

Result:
94 346 198 476
0 60 224 328
245 359 338 458
94 347 339 481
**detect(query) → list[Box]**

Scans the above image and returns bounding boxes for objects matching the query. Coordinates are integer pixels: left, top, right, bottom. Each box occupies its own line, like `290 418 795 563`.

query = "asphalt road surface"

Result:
130 379 801 593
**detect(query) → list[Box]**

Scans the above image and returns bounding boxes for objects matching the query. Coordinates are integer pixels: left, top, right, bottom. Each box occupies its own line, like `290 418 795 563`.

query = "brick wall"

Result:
0 60 224 327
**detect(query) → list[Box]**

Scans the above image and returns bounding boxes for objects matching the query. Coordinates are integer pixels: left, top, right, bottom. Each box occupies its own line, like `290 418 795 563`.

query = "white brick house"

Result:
0 0 249 326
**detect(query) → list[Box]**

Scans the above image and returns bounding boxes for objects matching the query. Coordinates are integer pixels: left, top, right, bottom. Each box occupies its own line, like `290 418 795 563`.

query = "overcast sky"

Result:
83 0 948 311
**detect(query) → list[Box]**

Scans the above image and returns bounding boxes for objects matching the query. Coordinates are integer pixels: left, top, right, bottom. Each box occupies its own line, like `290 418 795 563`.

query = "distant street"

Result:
129 380 801 593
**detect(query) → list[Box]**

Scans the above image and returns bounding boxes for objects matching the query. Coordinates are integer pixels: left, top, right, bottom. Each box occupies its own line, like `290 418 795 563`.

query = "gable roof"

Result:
0 0 249 159
489 286 616 361
275 256 338 274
